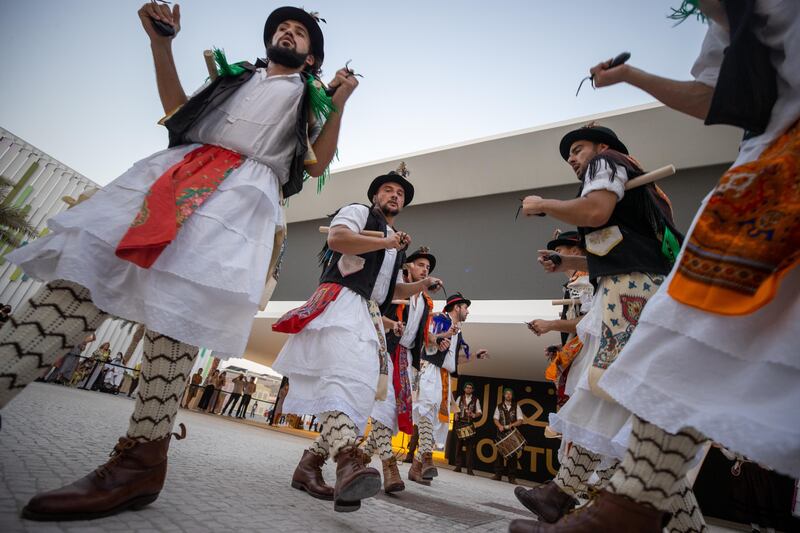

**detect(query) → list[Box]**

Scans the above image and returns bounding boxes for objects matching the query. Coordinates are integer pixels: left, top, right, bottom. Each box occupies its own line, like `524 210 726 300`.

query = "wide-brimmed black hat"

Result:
547 230 582 251
406 247 436 274
444 292 471 312
559 123 628 161
264 7 325 68
368 162 415 207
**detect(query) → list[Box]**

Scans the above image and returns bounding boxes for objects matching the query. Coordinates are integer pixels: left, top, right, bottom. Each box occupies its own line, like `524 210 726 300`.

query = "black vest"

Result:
319 205 405 314
497 401 518 436
421 331 466 378
385 297 431 371
457 394 479 420
163 61 311 199
705 0 777 137
578 153 681 281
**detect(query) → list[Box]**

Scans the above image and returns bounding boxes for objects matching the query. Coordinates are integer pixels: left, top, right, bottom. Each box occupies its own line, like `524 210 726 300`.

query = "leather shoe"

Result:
382 457 405 493
514 482 578 523
22 425 186 521
333 446 381 512
291 450 334 501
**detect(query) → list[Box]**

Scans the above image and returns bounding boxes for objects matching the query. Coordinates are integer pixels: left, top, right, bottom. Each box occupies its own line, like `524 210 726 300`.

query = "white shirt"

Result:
454 394 482 415
186 70 322 182
399 293 425 348
580 159 629 201
493 402 524 421
691 1 800 167
329 204 397 306
442 331 459 373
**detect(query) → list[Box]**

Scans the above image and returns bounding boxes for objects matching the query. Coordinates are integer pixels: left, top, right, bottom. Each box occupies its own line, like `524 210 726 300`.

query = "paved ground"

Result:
1 384 743 533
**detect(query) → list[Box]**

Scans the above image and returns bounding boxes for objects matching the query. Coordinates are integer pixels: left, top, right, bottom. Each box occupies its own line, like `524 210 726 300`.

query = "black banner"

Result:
446 374 561 483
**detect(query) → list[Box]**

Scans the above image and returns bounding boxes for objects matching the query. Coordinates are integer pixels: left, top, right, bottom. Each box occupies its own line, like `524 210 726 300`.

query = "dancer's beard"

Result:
266 44 309 70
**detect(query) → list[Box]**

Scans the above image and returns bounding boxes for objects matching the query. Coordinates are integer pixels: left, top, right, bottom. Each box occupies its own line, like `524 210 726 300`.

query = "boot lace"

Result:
95 423 186 479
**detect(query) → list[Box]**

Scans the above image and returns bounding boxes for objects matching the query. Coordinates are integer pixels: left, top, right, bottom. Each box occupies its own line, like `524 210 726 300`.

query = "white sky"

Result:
0 1 707 185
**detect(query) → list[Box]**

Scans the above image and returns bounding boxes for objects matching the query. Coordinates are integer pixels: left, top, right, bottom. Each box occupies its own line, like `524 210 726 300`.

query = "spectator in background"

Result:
86 342 111 390
210 371 227 414
0 304 12 324
237 376 256 419
197 369 219 411
127 362 141 398
183 368 203 407
250 400 258 419
224 374 245 416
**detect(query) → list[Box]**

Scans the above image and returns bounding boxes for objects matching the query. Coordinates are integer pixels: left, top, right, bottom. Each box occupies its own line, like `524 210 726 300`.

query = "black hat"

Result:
444 292 471 312
368 162 415 207
547 230 582 251
264 7 325 68
559 123 628 161
406 246 437 274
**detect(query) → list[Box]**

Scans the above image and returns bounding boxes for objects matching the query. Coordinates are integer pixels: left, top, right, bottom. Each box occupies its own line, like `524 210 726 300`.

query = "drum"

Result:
495 428 526 459
455 421 476 440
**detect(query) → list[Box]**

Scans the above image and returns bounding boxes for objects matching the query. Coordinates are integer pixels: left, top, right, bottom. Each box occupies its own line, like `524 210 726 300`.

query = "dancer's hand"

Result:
423 277 444 294
438 338 451 351
139 2 181 43
475 349 489 360
328 67 360 110
384 231 410 250
530 320 552 336
391 321 405 336
537 250 568 273
589 60 630 88
521 195 548 217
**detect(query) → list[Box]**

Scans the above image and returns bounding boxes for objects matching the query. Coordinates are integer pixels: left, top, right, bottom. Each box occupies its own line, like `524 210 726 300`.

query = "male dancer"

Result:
273 167 443 512
0 4 358 521
361 247 437 493
452 381 482 475
512 1 799 530
410 293 488 484
529 230 590 410
493 388 523 483
514 124 682 526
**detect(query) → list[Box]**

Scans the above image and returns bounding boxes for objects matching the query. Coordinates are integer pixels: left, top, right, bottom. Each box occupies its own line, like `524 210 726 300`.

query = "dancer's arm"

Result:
522 190 617 227
537 251 588 274
393 277 442 300
327 226 407 255
589 63 714 121
306 68 359 177
138 2 188 114
529 318 579 336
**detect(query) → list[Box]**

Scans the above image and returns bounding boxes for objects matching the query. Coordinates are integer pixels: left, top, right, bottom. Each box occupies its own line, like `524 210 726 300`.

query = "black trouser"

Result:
455 437 476 470
494 452 518 478
236 394 252 417
223 392 241 415
127 378 139 397
197 384 215 410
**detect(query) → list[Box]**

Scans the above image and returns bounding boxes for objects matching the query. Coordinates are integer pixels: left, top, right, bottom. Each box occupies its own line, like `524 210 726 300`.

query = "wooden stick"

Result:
391 300 409 305
551 298 580 306
204 50 218 80
624 164 676 190
319 226 384 238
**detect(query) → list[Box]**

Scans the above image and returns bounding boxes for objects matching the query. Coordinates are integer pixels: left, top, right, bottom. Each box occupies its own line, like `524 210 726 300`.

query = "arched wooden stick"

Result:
204 50 218 80
319 226 384 238
391 300 409 305
551 298 580 306
624 164 676 190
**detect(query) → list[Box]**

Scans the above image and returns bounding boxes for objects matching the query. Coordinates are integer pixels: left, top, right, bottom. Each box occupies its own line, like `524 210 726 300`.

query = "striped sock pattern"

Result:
554 444 602 495
594 459 620 489
415 416 434 460
127 330 198 441
309 434 330 461
0 280 108 409
319 411 358 459
666 477 707 533
365 420 394 461
608 417 706 512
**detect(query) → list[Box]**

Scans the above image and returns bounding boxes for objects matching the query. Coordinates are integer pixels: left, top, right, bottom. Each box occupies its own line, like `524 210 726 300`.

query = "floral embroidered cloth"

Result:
272 283 343 334
669 120 800 315
116 145 244 268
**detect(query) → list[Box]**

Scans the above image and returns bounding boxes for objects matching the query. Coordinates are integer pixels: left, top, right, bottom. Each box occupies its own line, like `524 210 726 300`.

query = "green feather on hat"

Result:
668 0 707 24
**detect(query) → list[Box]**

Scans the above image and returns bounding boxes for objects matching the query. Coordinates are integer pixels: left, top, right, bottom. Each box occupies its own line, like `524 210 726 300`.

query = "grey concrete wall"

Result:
272 163 728 301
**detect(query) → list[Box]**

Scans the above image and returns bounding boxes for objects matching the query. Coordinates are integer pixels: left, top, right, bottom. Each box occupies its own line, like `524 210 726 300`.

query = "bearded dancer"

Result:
0 4 358 522
409 293 488 485
361 247 437 493
273 167 443 512
513 123 687 529
512 1 800 531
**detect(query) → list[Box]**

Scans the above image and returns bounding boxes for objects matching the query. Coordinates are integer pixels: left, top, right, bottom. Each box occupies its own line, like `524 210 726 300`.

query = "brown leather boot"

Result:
22 424 186 521
507 490 670 532
381 457 405 493
291 450 334 501
408 456 430 485
332 445 381 512
420 451 437 480
513 481 578 523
